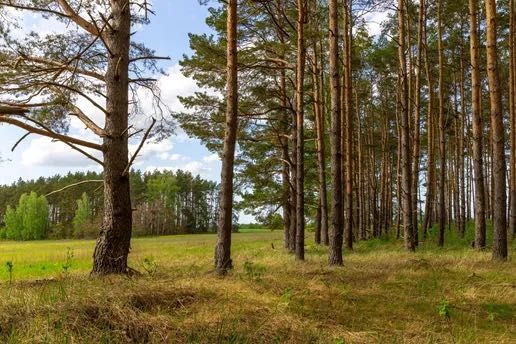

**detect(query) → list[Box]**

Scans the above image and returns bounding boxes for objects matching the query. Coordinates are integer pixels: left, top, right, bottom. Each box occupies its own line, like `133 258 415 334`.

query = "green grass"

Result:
0 228 514 343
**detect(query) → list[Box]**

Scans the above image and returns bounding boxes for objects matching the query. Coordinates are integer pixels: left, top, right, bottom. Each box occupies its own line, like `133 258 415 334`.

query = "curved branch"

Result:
0 115 103 151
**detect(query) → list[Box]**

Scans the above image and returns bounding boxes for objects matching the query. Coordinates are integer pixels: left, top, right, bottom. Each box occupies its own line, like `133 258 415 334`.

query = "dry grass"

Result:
0 230 514 343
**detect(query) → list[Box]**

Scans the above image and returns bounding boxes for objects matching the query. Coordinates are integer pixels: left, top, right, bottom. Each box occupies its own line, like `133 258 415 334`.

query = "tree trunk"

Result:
343 0 354 251
295 0 306 261
277 1 291 249
412 0 425 246
485 0 508 261
289 112 297 254
398 0 414 251
459 51 467 238
509 0 516 239
214 0 238 273
328 0 344 265
312 45 329 246
92 1 132 275
422 16 435 239
437 0 446 247
470 0 486 250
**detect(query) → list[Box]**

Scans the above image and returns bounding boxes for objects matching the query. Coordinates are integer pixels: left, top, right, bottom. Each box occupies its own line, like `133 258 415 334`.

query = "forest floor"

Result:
0 226 514 343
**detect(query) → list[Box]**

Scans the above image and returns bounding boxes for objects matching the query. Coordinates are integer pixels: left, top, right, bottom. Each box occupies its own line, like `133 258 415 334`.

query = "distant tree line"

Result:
0 170 219 240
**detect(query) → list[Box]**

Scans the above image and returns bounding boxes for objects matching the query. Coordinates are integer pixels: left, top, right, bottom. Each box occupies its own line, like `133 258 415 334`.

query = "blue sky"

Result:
0 1 222 186
0 1 389 223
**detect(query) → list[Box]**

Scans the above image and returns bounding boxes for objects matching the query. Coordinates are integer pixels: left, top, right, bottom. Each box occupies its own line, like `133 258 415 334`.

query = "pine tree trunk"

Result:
276 0 291 250
422 15 435 239
214 0 238 273
398 0 415 251
328 0 344 265
509 0 516 239
92 2 132 275
459 52 467 238
469 0 486 249
412 0 425 246
437 0 446 247
312 46 329 246
289 115 297 254
485 0 508 261
343 0 354 251
295 0 306 261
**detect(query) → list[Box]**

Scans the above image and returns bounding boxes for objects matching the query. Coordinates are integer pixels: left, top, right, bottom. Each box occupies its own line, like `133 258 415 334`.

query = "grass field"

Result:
0 227 514 343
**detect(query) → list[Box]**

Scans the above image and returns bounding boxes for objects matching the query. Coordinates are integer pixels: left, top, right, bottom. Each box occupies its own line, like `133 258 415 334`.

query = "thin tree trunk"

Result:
509 0 516 239
459 49 467 238
469 0 486 249
398 0 414 251
312 46 329 246
214 0 238 273
289 111 297 254
422 13 435 240
343 0 354 250
276 0 291 250
295 0 306 261
412 0 425 246
281 74 291 249
485 0 508 260
437 0 446 247
328 0 344 265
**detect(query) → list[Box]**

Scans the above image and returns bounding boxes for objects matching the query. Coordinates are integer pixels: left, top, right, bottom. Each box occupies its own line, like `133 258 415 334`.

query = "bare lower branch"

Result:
0 2 68 18
45 179 104 197
0 115 103 151
123 118 156 176
57 137 104 166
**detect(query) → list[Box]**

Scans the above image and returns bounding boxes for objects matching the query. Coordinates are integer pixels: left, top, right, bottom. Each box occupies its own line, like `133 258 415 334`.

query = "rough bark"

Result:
214 0 238 273
328 0 344 265
485 0 508 261
343 0 353 251
412 0 425 246
277 0 292 250
510 0 516 239
92 1 132 275
312 45 329 246
469 0 486 249
422 17 436 239
295 0 306 261
437 0 446 247
398 0 414 251
459 51 466 238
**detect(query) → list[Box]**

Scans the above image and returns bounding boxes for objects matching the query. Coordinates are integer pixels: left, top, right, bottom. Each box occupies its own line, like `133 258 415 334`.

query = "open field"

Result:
0 228 514 343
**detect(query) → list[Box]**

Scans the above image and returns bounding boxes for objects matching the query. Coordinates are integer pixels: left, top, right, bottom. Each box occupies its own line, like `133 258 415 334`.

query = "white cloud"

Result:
365 10 392 37
203 153 219 163
145 161 211 175
129 139 174 165
169 153 182 161
21 137 100 168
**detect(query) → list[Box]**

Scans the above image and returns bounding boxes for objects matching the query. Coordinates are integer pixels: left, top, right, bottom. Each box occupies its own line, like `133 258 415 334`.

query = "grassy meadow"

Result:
0 226 513 343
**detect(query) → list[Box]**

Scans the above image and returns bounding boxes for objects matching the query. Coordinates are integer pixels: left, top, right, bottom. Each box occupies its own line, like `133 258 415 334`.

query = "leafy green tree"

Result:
3 192 49 240
73 193 93 239
3 205 21 240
